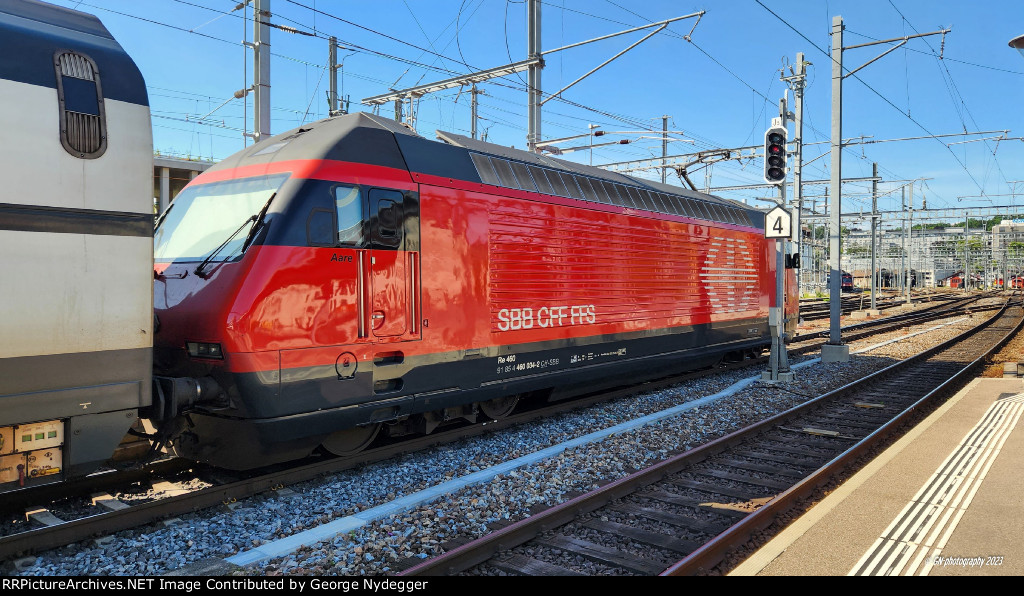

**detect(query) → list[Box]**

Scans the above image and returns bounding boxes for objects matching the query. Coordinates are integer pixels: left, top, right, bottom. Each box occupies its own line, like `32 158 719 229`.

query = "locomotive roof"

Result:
206 112 759 220
434 130 750 211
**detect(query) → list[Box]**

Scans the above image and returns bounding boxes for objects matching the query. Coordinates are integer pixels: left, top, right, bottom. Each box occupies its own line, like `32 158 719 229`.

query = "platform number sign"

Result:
765 206 792 239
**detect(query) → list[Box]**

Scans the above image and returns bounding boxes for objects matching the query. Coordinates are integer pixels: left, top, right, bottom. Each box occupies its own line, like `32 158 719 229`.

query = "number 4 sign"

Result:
765 205 792 239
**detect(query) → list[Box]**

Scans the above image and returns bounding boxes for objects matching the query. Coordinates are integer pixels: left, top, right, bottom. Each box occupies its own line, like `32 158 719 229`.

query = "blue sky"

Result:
49 0 1024 224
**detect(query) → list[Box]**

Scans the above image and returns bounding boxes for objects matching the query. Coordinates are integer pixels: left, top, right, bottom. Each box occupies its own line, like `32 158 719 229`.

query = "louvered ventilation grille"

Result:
55 51 106 158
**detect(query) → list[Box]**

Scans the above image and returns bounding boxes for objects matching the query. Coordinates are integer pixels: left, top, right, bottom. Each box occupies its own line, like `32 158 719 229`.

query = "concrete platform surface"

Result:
731 377 1024 576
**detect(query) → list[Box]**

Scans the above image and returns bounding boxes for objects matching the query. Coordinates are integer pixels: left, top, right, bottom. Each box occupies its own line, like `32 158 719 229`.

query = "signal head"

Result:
764 126 788 185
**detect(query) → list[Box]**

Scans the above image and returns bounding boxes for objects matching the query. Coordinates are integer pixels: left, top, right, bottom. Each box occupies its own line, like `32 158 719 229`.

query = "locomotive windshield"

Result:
154 174 289 262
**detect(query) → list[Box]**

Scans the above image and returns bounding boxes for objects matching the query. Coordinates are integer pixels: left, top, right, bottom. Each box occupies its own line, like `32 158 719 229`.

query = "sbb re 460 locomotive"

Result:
0 0 798 492
149 114 799 470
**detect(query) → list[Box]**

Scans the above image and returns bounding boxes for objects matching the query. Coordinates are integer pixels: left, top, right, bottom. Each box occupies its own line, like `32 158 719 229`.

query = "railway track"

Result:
395 298 1022 576
0 351 802 562
0 294 999 565
798 291 961 321
789 293 993 355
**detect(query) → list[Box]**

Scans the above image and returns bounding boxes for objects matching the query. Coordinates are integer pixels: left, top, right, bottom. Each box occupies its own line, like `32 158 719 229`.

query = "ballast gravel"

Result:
9 307 996 576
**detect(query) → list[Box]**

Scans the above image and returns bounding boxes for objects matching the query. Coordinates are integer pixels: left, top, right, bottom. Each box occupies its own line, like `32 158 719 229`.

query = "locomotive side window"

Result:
510 162 537 192
654 193 677 215
574 176 597 202
470 153 501 186
677 196 696 217
306 208 335 247
654 192 672 214
490 158 519 188
546 169 568 197
585 182 606 205
559 172 583 200
609 184 631 208
692 200 711 220
334 185 365 246
529 166 555 195
624 186 647 210
600 181 621 205
369 188 404 249
636 189 657 211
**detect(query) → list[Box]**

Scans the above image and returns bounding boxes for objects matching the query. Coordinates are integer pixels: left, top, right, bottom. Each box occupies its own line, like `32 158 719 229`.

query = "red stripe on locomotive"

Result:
155 161 776 376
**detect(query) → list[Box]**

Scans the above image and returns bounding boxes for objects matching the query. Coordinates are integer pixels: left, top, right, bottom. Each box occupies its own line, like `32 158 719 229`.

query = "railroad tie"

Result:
91 493 130 512
24 507 65 527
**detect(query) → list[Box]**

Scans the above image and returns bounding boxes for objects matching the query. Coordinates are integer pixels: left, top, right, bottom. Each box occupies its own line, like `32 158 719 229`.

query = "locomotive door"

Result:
367 188 419 339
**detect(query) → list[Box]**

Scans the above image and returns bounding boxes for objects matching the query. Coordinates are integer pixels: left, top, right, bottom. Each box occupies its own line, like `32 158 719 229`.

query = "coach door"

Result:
367 188 420 340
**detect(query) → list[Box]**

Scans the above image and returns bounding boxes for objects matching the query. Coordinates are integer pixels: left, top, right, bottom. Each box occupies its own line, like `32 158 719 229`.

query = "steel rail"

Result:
397 298 1018 576
664 300 1023 575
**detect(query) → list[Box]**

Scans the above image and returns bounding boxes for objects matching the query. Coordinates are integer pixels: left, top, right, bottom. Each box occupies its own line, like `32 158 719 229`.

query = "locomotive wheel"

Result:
478 394 519 420
321 423 381 456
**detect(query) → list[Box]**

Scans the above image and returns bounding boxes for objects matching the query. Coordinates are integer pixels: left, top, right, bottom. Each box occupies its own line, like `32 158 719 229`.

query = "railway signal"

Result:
764 126 788 185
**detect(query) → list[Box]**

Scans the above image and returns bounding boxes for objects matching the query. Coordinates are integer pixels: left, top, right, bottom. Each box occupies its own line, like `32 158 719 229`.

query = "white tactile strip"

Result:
848 392 1024 576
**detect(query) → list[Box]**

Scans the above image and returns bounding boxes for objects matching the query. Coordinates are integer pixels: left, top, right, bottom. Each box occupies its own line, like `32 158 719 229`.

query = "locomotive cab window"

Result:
334 185 365 246
154 174 289 263
369 189 404 249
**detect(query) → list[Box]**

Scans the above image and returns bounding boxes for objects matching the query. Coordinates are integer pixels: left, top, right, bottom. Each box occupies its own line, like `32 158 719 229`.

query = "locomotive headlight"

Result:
186 341 224 359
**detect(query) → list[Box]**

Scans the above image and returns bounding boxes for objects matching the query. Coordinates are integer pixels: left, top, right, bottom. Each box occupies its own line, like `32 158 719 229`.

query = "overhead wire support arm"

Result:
539 12 704 56
540 24 667 106
842 29 951 79
361 58 541 105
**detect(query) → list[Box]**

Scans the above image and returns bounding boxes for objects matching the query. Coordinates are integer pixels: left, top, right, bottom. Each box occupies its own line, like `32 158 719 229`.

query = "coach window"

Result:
335 185 365 246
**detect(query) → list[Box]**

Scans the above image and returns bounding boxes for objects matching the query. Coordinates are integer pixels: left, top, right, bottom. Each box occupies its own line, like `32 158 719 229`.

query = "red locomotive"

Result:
151 114 798 470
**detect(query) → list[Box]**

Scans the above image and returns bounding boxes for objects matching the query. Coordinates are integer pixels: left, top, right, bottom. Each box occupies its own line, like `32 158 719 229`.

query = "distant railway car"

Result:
950 275 965 289
1013 277 1024 290
0 0 153 492
841 272 854 292
150 114 799 470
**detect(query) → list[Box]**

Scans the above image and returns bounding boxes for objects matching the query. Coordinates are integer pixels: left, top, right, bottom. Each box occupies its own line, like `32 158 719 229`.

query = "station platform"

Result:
731 377 1024 576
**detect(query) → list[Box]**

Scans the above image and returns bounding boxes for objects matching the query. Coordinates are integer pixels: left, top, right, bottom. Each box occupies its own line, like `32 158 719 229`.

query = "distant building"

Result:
153 156 214 215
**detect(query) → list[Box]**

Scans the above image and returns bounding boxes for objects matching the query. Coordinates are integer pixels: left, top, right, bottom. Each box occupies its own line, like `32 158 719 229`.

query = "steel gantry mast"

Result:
823 15 949 363
253 0 271 142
